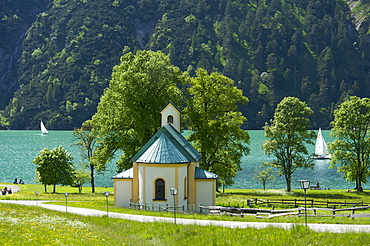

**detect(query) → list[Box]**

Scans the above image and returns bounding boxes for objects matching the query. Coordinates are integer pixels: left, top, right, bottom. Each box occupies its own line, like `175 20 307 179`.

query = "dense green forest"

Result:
1 0 370 130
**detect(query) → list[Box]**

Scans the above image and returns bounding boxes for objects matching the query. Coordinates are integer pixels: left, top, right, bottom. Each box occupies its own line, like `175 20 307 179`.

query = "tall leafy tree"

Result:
73 120 99 193
262 97 316 192
73 169 90 193
184 68 250 186
92 50 184 172
254 166 275 190
329 96 370 192
33 146 75 193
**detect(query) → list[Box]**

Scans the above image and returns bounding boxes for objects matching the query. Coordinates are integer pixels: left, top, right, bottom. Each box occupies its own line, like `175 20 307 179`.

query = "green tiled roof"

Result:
112 168 133 179
131 124 201 164
194 166 218 179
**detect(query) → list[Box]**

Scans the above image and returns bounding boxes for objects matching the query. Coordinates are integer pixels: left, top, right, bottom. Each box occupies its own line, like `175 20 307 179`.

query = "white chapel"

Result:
112 102 218 212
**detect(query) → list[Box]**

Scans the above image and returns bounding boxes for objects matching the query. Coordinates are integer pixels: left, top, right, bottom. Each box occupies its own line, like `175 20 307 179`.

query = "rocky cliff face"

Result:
0 0 49 107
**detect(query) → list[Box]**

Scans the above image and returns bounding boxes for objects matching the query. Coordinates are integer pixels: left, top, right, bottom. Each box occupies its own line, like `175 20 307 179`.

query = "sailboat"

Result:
40 121 48 134
312 128 330 159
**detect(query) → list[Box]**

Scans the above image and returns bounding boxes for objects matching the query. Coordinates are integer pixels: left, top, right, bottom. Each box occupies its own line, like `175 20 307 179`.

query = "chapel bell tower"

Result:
161 102 181 132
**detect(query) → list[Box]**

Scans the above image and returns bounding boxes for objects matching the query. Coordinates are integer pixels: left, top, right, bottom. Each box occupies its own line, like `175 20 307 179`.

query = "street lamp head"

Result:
64 192 69 197
104 191 109 197
300 180 310 189
170 187 178 196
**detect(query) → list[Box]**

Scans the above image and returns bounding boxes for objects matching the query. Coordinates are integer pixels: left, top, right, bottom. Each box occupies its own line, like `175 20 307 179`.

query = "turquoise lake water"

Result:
0 130 354 189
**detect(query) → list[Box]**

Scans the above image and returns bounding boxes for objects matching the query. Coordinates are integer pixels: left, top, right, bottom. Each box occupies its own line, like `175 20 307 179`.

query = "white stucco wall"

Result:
114 179 132 207
138 164 188 210
196 180 215 207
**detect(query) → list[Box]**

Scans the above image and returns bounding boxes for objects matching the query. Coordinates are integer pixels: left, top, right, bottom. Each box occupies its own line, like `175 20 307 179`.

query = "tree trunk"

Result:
44 184 47 193
53 184 56 193
90 164 95 193
285 175 291 192
356 176 363 192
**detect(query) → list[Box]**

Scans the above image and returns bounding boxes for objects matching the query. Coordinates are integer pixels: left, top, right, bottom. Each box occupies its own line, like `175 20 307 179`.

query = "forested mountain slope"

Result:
1 0 370 130
0 0 49 111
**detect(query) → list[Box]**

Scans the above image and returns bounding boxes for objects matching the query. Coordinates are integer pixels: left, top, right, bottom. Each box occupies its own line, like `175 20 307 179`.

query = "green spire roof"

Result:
131 124 201 164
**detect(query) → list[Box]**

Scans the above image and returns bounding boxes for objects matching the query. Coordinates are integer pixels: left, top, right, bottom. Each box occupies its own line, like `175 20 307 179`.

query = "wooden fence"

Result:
263 199 366 207
199 205 370 219
129 201 185 212
218 198 367 208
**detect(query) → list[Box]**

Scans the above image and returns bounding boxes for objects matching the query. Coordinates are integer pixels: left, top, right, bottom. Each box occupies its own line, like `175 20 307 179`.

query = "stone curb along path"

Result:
0 200 369 233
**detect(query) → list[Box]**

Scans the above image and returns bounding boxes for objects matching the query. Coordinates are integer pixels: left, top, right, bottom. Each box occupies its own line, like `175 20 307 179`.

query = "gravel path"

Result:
0 200 369 233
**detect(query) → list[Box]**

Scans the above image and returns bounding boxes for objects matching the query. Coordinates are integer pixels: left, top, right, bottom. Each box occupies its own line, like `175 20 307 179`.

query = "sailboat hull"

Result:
311 156 330 160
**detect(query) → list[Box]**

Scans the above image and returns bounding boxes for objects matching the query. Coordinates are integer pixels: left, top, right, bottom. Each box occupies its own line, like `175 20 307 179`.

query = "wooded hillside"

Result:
1 0 370 130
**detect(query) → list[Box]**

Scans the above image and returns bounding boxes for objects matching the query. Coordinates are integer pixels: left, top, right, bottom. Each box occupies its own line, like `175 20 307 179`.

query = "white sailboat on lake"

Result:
40 121 48 134
312 128 330 159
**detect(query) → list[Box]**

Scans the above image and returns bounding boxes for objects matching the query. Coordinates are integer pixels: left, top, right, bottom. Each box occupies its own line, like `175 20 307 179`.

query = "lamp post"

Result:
300 180 310 227
104 191 109 217
35 191 39 206
64 192 69 212
170 188 178 224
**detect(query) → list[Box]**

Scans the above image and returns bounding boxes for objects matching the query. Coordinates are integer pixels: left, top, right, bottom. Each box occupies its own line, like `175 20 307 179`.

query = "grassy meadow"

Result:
1 183 370 245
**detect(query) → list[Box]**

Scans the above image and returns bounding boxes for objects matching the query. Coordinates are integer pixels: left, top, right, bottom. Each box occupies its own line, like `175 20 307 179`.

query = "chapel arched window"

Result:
155 178 165 200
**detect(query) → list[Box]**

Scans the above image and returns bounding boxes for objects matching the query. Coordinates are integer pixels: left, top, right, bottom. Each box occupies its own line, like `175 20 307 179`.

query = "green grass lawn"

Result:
3 184 370 224
1 184 370 245
0 203 369 246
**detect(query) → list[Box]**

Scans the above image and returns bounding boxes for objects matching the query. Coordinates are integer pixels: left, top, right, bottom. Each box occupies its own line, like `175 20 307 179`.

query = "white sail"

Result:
313 128 330 159
40 121 48 134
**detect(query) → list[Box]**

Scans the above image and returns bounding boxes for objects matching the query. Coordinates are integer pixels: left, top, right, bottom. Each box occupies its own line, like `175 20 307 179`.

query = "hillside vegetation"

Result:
1 0 370 129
